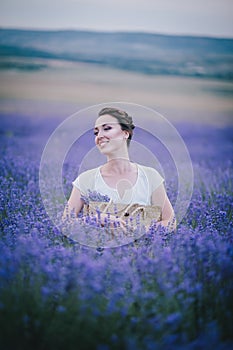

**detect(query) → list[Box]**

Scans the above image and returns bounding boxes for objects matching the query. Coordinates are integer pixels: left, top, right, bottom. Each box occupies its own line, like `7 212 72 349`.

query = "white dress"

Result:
72 164 164 206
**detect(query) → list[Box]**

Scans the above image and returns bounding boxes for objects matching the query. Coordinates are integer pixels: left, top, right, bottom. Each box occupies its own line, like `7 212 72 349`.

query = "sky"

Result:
0 0 233 38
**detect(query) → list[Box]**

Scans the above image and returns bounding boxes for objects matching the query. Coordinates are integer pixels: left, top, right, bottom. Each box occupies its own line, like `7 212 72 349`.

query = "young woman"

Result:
64 107 176 232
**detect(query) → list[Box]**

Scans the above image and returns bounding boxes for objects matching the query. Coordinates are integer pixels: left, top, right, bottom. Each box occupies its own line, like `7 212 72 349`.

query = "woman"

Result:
64 107 176 233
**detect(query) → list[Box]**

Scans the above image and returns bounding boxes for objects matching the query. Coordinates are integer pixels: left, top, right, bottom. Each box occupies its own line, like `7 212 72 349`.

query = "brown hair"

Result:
98 107 135 146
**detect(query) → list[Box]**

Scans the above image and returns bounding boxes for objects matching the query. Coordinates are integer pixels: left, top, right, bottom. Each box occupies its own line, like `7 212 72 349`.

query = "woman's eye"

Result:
94 126 112 136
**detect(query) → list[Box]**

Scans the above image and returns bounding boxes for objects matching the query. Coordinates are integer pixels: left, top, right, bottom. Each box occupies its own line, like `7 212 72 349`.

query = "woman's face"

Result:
94 114 128 154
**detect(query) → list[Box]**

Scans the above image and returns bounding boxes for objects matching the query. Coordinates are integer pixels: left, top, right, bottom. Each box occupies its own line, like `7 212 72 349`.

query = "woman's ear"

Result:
123 130 129 139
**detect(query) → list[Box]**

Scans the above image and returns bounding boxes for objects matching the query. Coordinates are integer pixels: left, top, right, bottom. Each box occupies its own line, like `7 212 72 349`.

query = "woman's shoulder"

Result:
72 167 99 189
77 167 99 180
138 163 162 177
137 163 164 190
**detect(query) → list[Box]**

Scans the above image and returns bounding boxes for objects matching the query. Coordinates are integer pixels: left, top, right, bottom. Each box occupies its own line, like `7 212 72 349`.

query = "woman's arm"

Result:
62 187 84 221
151 183 176 231
63 188 127 232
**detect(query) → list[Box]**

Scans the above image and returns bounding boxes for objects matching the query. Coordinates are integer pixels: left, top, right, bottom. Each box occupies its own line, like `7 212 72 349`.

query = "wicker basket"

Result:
83 200 161 228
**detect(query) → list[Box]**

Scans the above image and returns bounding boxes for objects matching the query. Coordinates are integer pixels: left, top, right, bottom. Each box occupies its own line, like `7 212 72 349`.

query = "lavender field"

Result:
0 108 232 350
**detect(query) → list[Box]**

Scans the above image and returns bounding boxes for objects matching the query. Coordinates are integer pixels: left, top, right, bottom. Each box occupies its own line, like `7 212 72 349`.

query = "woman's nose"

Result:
97 129 104 137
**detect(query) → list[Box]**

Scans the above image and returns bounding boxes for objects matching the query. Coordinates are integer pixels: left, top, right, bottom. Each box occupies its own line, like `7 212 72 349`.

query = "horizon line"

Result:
1 25 233 41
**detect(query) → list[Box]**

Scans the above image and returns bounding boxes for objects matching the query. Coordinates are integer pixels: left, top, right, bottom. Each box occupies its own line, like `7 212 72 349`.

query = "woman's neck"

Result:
104 157 134 175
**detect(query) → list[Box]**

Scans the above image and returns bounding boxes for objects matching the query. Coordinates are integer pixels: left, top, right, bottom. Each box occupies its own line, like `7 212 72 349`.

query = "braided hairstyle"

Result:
98 107 135 147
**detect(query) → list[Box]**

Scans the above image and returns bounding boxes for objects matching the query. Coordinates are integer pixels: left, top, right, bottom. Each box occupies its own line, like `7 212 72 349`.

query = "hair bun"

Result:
122 112 135 130
126 117 135 130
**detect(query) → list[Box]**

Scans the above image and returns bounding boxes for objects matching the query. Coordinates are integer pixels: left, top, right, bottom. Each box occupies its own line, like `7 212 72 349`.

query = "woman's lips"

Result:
98 140 109 147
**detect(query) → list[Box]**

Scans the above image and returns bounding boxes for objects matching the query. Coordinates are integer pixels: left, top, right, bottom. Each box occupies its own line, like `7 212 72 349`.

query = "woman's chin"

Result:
98 147 109 155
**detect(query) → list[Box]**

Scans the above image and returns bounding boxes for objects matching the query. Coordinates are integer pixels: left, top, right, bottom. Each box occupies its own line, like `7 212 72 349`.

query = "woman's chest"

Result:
102 172 138 190
95 169 150 205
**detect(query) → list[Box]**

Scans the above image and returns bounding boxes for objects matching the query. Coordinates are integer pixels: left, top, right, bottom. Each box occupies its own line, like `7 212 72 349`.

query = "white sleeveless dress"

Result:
72 164 164 205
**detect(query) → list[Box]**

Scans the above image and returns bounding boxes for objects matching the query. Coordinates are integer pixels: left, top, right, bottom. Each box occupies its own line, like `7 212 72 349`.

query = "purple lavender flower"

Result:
0 113 233 349
81 190 110 204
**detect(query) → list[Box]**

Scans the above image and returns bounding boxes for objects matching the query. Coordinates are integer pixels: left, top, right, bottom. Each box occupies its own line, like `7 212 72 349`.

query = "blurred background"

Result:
0 0 232 126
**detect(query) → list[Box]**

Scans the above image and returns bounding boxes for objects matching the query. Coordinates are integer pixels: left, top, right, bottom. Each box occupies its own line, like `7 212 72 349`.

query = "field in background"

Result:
0 61 233 127
0 28 232 126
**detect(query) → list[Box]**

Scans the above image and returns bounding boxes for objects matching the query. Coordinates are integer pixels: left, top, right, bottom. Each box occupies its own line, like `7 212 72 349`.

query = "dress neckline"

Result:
97 163 140 193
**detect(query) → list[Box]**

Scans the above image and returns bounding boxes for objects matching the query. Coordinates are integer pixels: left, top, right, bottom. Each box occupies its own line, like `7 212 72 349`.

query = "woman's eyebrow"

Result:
94 123 110 130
